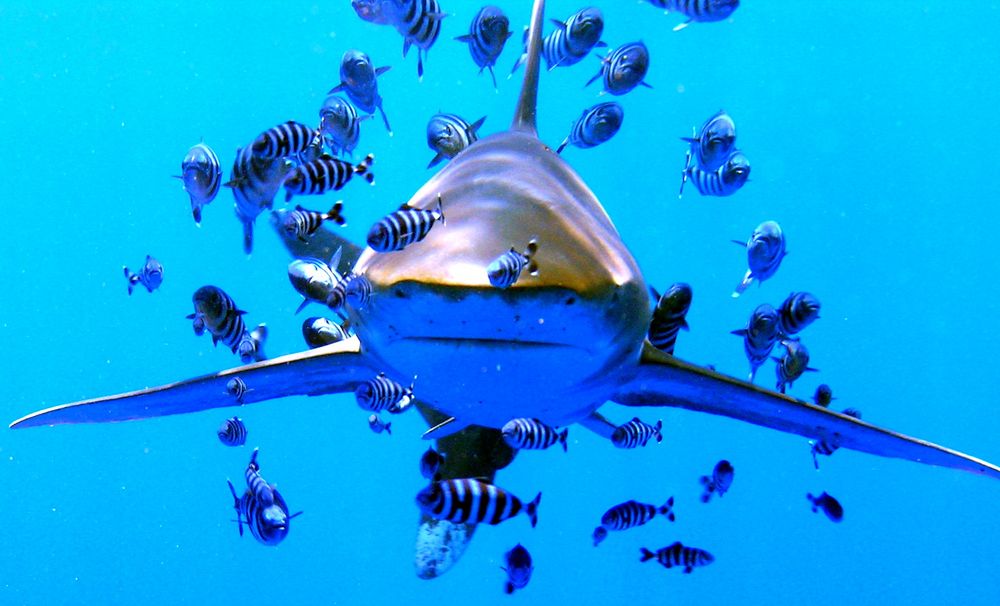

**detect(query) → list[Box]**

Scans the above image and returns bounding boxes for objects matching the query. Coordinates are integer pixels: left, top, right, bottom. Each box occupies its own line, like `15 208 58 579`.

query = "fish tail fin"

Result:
427 152 445 169
640 548 655 562
526 492 541 528
192 206 202 225
505 582 515 595
559 428 568 452
732 270 753 298
435 193 445 225
242 221 254 255
123 267 135 295
327 201 347 226
385 422 392 436
654 420 663 443
355 153 375 184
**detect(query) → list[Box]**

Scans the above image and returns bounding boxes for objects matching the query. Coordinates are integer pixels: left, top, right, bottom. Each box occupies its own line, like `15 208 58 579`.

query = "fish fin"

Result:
640 80 653 89
455 34 472 42
673 19 692 32
375 65 392 77
505 582 515 595
427 152 445 168
609 342 1000 479
469 116 487 134
595 40 608 48
525 492 541 528
295 299 311 315
548 18 566 30
732 270 754 298
559 428 568 452
731 239 748 247
584 71 601 88
488 65 497 90
639 548 655 562
730 328 747 337
555 139 569 154
680 319 689 331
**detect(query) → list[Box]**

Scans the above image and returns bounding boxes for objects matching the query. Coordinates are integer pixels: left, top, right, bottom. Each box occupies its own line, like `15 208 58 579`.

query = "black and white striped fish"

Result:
251 121 322 161
487 239 538 288
586 41 652 96
329 50 392 134
397 0 445 79
647 0 740 31
354 372 415 413
680 148 749 198
280 203 348 241
368 413 392 435
225 144 292 254
778 291 821 336
807 491 843 523
415 478 541 527
217 416 247 446
810 408 861 468
511 7 606 74
732 221 786 297
774 339 815 394
225 377 250 404
732 303 781 381
456 6 511 89
426 113 486 168
367 195 445 252
123 255 163 295
302 316 350 348
699 459 734 503
640 542 715 573
319 95 370 158
176 142 222 225
813 384 834 407
682 110 736 173
600 498 675 532
237 323 267 364
502 544 533 595
611 417 663 448
227 449 302 546
501 418 568 452
344 273 374 309
284 154 374 202
420 447 445 480
647 283 692 355
556 101 623 154
187 286 247 354
288 248 343 315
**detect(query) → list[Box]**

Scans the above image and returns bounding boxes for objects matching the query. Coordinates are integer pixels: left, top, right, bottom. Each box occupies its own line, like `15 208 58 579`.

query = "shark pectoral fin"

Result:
612 343 1000 480
10 337 373 429
271 208 363 275
578 410 616 439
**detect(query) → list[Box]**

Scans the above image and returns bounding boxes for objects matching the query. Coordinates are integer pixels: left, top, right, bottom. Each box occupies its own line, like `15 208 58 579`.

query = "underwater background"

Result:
2 1 999 604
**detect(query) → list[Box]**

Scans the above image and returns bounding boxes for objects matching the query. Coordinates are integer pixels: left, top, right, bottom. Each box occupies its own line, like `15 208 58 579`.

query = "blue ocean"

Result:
3 1 999 604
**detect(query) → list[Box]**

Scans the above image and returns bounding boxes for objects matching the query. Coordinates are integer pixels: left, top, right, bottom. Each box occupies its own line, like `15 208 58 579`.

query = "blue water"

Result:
2 1 999 604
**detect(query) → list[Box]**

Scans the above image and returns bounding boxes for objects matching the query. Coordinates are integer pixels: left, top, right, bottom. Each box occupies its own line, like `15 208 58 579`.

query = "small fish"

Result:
778 291 821 336
501 418 568 452
217 416 248 446
283 154 374 202
368 413 392 435
426 113 486 168
732 303 782 381
319 95 371 158
592 525 609 546
350 0 396 25
456 6 512 89
302 316 350 349
287 249 343 315
600 498 675 532
585 41 651 96
228 449 302 546
810 409 862 468
280 203 348 241
502 543 533 595
367 195 445 252
237 324 267 364
699 459 734 503
225 377 250 404
329 50 392 134
187 286 247 355
556 101 623 154
640 542 715 573
487 239 538 289
225 144 292 254
354 372 415 413
842 407 862 420
176 142 222 225
647 0 740 32
344 273 374 309
415 478 541 527
419 447 445 480
733 221 786 297
807 491 844 523
511 7 606 74
251 121 322 161
369 0 445 78
813 384 834 407
680 148 749 198
647 283 692 355
123 255 163 295
611 417 663 449
774 339 815 394
682 110 736 173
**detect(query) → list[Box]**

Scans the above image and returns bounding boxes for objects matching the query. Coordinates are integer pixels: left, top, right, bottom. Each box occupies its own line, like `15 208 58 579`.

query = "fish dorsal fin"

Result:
511 0 545 135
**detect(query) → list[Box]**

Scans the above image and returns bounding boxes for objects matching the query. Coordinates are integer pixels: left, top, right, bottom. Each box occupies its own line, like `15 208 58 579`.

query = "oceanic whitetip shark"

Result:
11 0 999 579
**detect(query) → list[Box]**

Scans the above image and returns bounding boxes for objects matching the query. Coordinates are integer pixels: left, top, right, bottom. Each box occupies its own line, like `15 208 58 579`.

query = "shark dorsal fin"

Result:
511 0 545 135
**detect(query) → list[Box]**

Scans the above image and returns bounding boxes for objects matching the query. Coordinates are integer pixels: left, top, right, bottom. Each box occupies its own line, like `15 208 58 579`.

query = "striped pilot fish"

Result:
302 316 350 349
501 418 568 452
586 41 652 96
640 542 715 573
487 238 539 289
367 195 445 252
225 144 293 254
415 478 541 528
600 498 676 533
699 459 734 503
123 255 163 295
329 50 393 134
325 272 373 314
732 303 781 381
611 417 663 448
227 449 302 546
176 142 222 225
778 291 821 336
357 0 445 79
511 7 606 74
420 447 445 480
287 248 343 314
225 377 250 404
368 413 392 435
646 0 740 31
456 6 511 89
680 148 750 198
732 220 787 297
354 372 415 413
426 113 486 168
187 286 247 354
217 416 247 446
774 339 815 394
319 95 370 158
807 491 844 523
556 101 623 154
682 110 736 173
502 544 533 595
283 154 374 202
237 323 267 364
280 203 348 241
647 283 692 355
813 384 834 407
251 121 322 162
810 407 861 468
